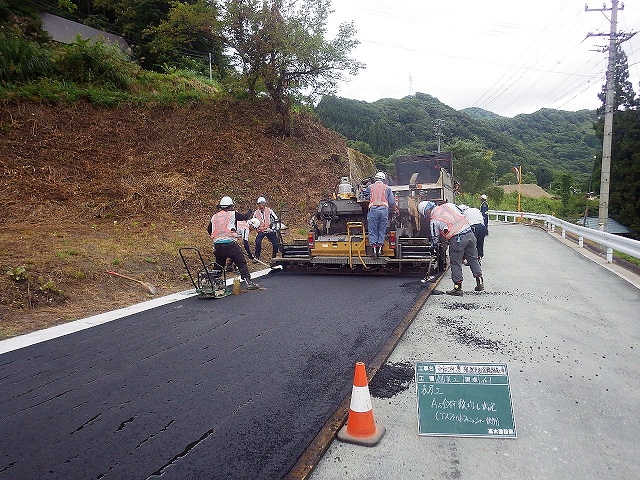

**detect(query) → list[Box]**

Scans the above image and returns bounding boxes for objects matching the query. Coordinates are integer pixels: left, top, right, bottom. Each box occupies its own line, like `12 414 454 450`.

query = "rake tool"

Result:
243 253 283 271
420 255 437 284
106 270 157 295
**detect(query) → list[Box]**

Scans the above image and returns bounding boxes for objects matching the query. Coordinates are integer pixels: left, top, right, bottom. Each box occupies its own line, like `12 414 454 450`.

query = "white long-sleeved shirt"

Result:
463 207 484 226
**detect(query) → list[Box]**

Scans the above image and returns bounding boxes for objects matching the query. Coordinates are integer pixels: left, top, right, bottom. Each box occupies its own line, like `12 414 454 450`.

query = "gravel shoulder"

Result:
311 220 640 480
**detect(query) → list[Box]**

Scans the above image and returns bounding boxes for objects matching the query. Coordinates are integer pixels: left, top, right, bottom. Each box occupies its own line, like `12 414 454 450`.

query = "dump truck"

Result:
271 152 455 275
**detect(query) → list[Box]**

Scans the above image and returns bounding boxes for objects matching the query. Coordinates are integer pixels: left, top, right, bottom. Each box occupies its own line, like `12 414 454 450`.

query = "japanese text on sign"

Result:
416 361 516 438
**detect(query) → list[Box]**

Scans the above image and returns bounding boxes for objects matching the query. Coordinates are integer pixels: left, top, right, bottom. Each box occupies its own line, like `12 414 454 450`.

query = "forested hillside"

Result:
315 93 599 187
485 108 600 179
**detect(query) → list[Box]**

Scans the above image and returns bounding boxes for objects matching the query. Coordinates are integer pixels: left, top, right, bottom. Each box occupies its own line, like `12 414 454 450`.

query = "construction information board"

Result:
416 361 516 438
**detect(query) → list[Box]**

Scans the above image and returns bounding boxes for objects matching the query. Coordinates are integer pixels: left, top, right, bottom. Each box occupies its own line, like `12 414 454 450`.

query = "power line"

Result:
333 1 640 114
473 1 588 112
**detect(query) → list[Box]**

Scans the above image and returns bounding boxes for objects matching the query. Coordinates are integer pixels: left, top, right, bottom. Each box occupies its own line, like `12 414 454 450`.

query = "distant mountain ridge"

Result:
460 107 504 120
315 93 599 186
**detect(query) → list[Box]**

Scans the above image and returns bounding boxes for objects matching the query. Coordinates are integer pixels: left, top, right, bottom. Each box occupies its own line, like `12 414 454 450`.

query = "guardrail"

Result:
489 210 640 263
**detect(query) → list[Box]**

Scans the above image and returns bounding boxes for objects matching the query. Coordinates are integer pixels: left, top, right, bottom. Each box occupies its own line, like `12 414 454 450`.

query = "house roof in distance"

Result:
576 216 632 235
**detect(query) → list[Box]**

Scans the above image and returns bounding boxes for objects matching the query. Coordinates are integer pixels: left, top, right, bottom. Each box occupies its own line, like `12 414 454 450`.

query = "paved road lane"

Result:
0 271 428 479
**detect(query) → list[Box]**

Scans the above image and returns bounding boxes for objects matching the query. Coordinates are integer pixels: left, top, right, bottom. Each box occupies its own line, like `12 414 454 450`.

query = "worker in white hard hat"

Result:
480 194 489 236
362 172 398 258
252 196 280 263
418 200 483 296
207 196 259 289
458 204 486 263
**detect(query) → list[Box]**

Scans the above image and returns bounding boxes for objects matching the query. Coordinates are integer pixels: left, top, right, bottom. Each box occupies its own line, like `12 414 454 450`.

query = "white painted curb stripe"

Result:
350 385 372 412
0 268 273 355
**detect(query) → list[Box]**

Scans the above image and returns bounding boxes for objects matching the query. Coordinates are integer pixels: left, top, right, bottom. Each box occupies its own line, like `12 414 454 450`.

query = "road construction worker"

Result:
419 200 484 296
458 204 486 263
253 196 279 263
225 217 256 272
207 196 259 290
480 194 489 236
237 218 255 260
363 172 398 258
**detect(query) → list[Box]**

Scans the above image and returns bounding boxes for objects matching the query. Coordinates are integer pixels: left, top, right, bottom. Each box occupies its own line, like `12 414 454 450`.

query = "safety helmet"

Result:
219 196 234 208
418 201 436 216
248 218 260 229
481 194 487 200
257 196 267 204
458 204 469 213
374 171 386 180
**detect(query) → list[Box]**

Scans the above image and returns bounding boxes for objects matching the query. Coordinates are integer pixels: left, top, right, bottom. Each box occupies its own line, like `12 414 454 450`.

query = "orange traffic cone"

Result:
337 362 386 446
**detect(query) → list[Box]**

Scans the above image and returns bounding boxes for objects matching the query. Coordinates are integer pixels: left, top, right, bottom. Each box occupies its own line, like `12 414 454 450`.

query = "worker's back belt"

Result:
456 228 472 236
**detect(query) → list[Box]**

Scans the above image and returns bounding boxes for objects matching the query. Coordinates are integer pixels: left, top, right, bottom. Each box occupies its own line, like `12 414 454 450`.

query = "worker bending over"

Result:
419 201 484 296
458 204 486 263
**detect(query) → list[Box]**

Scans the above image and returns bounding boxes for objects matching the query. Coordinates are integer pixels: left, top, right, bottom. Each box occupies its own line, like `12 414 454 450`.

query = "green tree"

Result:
497 169 537 185
606 110 640 234
522 171 537 184
597 41 637 113
550 172 573 206
223 0 363 135
92 0 169 41
534 166 554 189
447 138 495 195
348 140 374 157
142 0 225 73
91 0 172 69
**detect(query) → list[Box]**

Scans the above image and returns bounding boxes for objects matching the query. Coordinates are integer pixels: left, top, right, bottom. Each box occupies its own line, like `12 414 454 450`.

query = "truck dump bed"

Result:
394 153 453 185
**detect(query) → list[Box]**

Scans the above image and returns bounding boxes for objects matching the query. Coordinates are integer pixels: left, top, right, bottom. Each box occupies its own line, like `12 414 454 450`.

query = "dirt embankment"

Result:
500 183 553 198
0 99 369 338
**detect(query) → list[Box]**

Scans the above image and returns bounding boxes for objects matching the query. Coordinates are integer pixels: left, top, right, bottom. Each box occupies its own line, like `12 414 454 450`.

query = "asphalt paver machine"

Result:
271 153 455 275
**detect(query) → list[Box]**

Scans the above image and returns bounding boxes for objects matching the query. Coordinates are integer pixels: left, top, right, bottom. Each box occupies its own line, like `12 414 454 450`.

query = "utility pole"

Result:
585 1 631 232
409 74 413 96
512 165 522 218
433 119 444 153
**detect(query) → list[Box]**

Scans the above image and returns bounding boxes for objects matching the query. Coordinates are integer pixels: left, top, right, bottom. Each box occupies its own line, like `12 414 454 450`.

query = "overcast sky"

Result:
326 0 640 117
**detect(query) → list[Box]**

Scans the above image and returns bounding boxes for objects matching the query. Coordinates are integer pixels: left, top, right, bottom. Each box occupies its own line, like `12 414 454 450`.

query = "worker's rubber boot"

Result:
446 283 463 296
474 276 484 292
243 278 260 290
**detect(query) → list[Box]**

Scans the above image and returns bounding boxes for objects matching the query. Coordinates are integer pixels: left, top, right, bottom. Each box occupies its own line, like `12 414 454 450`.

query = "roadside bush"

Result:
0 31 53 82
55 35 138 90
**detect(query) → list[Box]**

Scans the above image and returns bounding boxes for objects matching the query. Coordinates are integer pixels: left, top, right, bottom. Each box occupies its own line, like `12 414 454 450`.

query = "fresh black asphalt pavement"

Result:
0 270 428 479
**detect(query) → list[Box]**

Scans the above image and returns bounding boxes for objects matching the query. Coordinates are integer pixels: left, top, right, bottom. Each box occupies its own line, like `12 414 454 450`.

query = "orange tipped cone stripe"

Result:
353 361 368 387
